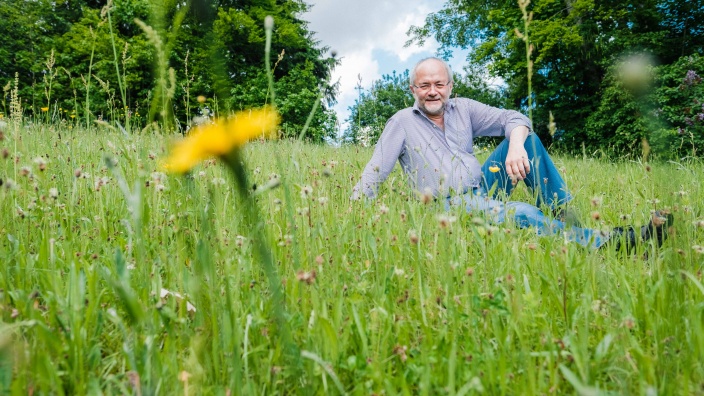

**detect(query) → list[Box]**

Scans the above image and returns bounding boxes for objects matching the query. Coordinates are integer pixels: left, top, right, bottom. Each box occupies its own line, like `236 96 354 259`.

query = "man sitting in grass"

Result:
351 57 673 251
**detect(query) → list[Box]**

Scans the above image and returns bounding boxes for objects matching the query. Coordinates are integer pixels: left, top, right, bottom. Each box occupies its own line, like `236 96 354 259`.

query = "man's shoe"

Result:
607 210 674 253
609 226 638 252
642 210 675 247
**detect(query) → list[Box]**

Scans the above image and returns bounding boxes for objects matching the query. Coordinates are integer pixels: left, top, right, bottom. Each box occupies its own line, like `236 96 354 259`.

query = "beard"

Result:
418 99 446 116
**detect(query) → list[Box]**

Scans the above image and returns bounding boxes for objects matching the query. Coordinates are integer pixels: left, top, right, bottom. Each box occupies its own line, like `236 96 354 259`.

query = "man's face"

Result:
410 59 453 117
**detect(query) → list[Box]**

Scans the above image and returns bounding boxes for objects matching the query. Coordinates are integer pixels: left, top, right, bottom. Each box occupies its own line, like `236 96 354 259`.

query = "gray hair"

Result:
410 57 454 86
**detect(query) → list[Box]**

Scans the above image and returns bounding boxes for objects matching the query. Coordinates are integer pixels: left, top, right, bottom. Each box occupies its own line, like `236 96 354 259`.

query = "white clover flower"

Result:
300 185 313 199
437 214 457 228
151 172 166 183
33 157 47 171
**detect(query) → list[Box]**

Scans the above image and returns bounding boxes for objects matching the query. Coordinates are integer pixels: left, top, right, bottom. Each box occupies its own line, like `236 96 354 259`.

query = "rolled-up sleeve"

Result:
464 100 533 140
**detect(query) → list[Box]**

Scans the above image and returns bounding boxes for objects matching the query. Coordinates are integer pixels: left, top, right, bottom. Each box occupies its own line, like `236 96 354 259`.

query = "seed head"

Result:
420 192 433 204
591 196 603 207
392 345 408 362
437 214 456 228
264 15 274 30
622 318 635 329
33 157 47 171
301 185 313 199
296 269 316 285
151 172 166 183
408 230 419 244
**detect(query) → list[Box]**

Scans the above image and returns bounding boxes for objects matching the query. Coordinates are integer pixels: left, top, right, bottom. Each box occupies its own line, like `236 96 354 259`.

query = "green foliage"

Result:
1 125 704 393
583 54 704 159
0 0 337 136
231 61 338 142
650 55 704 158
583 64 649 156
407 0 704 154
346 71 414 145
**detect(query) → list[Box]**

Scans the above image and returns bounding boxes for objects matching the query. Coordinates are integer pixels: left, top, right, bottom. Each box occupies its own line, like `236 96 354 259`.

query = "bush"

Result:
650 54 704 158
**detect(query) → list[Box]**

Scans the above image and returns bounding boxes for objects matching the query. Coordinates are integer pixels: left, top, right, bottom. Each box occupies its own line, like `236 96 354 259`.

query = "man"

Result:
352 57 672 251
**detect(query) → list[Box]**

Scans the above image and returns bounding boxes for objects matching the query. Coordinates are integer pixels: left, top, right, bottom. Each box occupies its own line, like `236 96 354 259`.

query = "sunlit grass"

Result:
1 123 703 394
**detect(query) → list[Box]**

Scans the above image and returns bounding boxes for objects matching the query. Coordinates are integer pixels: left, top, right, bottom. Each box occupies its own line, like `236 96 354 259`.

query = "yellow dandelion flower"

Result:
489 165 501 173
41 107 49 112
197 95 206 103
70 114 76 119
164 107 279 174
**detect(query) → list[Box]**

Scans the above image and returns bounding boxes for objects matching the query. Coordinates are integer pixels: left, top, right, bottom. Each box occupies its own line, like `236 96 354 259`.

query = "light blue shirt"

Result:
352 98 532 199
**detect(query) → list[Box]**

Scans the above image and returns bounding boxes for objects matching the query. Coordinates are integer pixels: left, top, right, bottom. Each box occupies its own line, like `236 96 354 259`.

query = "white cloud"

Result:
303 0 444 132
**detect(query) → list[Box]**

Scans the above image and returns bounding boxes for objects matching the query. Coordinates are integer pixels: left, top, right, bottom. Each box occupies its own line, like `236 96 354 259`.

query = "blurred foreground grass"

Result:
1 125 703 394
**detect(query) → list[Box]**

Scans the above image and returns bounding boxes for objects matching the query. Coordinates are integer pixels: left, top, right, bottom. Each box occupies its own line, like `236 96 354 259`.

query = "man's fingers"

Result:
506 162 527 181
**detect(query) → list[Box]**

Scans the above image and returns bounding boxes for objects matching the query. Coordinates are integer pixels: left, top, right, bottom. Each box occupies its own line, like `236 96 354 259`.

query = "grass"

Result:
1 123 703 395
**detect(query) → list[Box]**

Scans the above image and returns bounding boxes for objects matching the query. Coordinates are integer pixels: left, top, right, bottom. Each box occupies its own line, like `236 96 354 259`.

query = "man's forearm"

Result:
508 125 531 148
504 125 532 183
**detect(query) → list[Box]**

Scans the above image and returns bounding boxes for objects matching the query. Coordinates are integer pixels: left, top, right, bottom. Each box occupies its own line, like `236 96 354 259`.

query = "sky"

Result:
302 0 468 133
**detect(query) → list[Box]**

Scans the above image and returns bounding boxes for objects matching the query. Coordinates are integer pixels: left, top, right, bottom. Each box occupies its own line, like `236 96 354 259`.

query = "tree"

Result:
345 71 413 145
0 0 339 139
407 0 704 155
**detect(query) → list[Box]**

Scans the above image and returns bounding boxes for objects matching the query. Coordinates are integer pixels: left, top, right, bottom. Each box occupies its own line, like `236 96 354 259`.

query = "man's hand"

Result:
505 126 531 185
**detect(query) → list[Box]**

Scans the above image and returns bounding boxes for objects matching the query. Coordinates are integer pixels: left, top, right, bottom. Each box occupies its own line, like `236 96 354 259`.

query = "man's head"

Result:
410 57 454 117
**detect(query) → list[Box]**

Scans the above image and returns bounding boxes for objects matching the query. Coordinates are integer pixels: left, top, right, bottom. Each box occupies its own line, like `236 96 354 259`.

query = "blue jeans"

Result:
446 134 607 248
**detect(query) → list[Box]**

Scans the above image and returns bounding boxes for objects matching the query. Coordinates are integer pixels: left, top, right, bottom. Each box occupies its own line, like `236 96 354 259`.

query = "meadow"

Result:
1 121 703 395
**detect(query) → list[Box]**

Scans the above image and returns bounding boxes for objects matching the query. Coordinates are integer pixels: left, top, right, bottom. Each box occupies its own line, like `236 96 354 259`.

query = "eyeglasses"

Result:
412 81 451 92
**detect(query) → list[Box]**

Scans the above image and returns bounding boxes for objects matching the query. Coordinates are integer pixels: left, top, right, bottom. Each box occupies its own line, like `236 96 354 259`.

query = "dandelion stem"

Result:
264 16 276 106
221 149 300 369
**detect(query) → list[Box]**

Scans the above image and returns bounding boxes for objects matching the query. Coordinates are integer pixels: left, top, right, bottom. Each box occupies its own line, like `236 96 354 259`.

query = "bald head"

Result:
410 57 454 87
